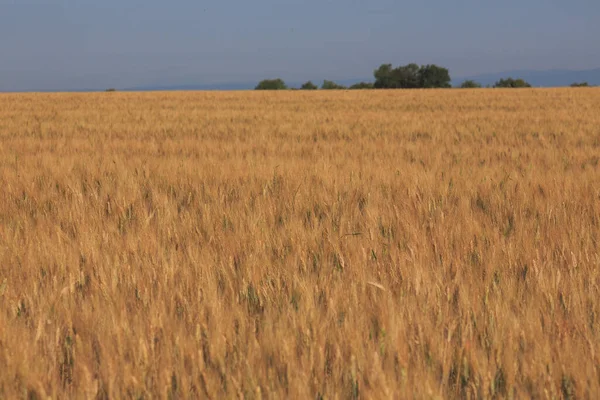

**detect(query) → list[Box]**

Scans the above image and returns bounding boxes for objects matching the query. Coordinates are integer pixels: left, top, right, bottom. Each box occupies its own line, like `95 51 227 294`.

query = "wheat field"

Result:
0 89 599 399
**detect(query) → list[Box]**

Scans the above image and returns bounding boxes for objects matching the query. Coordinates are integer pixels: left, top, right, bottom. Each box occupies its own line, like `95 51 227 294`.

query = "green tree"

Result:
373 64 395 88
459 80 482 88
300 81 318 90
418 64 451 88
570 82 589 87
349 82 374 89
255 78 287 90
390 63 420 88
374 63 451 88
321 80 346 90
494 78 531 88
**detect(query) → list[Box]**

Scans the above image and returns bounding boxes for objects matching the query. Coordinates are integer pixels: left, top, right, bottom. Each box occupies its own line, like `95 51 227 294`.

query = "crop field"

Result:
0 89 599 398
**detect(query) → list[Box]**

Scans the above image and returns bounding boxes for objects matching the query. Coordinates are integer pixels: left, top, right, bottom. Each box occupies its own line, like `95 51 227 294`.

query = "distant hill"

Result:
454 68 600 87
18 69 596 93
123 82 257 91
124 78 373 92
125 70 600 92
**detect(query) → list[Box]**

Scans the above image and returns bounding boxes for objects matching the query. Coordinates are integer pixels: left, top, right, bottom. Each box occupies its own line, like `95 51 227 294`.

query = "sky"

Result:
1 0 599 91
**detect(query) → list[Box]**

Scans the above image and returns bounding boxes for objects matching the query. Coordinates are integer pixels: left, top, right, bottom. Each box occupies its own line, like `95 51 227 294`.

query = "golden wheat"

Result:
0 89 599 398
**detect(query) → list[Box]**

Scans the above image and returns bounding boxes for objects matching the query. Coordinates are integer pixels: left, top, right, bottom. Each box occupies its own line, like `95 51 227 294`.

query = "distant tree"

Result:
459 80 482 88
374 63 419 88
570 82 589 87
494 78 531 88
321 80 346 90
373 64 395 88
374 63 451 88
255 78 287 90
300 81 318 90
418 64 451 88
349 82 374 89
392 63 421 88
105 88 117 92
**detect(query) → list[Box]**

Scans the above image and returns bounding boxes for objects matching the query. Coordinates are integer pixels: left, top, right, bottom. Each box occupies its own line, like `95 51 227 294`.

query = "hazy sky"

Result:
1 0 599 91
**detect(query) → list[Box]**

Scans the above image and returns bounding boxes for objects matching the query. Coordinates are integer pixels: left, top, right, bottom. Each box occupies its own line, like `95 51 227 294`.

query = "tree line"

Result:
256 63 453 90
255 63 595 90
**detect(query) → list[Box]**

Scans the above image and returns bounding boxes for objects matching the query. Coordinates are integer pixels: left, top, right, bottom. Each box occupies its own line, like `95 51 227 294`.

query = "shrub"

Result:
493 78 531 88
349 82 374 90
321 80 346 90
255 79 288 90
459 80 482 88
300 81 318 90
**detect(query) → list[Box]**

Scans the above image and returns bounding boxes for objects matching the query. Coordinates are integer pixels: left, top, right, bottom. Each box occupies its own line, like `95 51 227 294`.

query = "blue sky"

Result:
1 0 599 91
